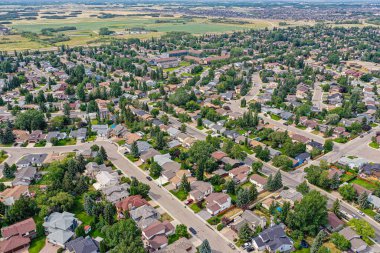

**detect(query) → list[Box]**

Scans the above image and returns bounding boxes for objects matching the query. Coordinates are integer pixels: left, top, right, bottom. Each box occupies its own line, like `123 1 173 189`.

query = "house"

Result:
12 166 37 186
111 124 127 137
268 147 281 158
205 192 231 215
125 141 152 155
69 128 87 142
91 125 109 137
279 188 303 206
101 183 130 203
28 130 46 143
352 183 372 196
142 220 175 250
325 212 344 232
338 156 368 169
229 165 251 184
140 148 161 163
17 154 47 168
167 127 180 137
231 210 266 233
211 151 228 161
1 218 37 239
130 205 161 229
125 132 142 145
339 227 367 253
221 157 241 168
169 170 192 189
12 130 29 144
156 237 194 253
0 235 31 253
361 163 380 179
46 131 67 143
93 171 119 190
294 152 311 166
115 195 149 214
249 174 268 191
291 134 310 144
307 141 323 151
368 194 380 209
0 185 29 206
43 212 79 247
189 181 213 202
85 162 113 178
252 224 293 253
65 236 100 253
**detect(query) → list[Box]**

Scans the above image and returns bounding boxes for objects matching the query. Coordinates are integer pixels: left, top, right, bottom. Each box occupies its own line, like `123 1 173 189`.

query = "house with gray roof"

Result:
101 183 130 203
125 141 152 155
17 154 48 168
231 210 266 233
91 125 109 138
130 205 161 229
12 167 37 186
65 236 100 253
252 224 293 252
43 212 79 247
69 128 87 142
46 131 67 143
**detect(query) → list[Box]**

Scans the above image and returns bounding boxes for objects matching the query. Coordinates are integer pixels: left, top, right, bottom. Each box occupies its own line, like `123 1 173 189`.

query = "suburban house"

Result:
91 125 109 137
231 210 266 233
16 154 47 168
279 189 303 206
252 224 293 252
156 237 194 253
69 128 88 142
93 171 119 190
205 192 231 215
228 165 251 184
0 185 30 206
85 162 114 178
46 131 67 143
1 218 36 240
65 236 100 253
115 195 149 216
249 174 268 191
101 183 130 203
0 234 31 253
12 166 37 186
189 181 213 202
130 205 161 229
339 227 367 253
325 212 344 232
43 212 79 247
142 220 175 251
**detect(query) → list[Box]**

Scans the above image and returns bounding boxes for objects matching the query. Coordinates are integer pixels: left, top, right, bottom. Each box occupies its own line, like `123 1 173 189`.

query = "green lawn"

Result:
369 142 380 149
54 138 76 146
361 208 377 217
170 189 188 201
28 236 46 253
0 154 8 164
333 137 348 143
87 135 97 142
34 140 46 147
189 203 202 213
117 140 126 146
351 178 377 190
296 125 307 130
270 114 281 121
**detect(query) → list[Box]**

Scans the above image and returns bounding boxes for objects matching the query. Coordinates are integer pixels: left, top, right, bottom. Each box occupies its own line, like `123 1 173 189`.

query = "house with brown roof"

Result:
142 220 175 251
0 185 29 206
229 165 251 184
28 130 46 143
211 151 228 161
205 192 231 215
12 130 29 144
169 170 193 189
1 218 36 240
291 133 310 144
115 195 149 214
325 212 344 232
250 174 268 191
0 235 30 253
189 181 213 202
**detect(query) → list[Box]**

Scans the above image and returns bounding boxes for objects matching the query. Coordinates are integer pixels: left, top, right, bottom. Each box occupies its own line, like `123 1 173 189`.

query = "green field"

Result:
1 15 274 51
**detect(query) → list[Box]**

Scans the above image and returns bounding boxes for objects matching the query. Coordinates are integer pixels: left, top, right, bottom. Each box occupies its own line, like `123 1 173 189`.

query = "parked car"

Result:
358 210 365 216
146 176 152 181
228 243 236 249
189 227 197 235
184 199 193 205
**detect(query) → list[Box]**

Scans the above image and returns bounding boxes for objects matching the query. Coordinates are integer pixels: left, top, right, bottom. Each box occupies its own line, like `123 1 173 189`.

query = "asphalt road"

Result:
1 141 239 253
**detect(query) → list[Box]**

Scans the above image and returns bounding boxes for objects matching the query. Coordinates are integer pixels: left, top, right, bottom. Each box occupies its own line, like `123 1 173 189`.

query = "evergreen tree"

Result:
180 174 191 193
239 223 253 242
199 239 212 253
358 192 369 209
310 230 327 253
99 146 108 161
3 162 15 178
131 141 139 158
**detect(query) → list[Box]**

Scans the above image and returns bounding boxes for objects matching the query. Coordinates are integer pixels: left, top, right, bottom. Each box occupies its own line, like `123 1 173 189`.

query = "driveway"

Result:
40 241 60 253
198 210 212 220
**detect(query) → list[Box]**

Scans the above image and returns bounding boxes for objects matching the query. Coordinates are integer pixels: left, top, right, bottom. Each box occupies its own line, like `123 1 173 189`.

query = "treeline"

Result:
41 26 77 35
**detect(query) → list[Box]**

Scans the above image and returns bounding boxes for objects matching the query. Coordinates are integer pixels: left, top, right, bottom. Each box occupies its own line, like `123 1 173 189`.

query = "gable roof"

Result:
1 218 36 238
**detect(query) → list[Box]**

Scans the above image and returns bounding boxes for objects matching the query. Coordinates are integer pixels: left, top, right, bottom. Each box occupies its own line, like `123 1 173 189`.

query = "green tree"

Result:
14 110 46 131
236 188 251 209
3 162 16 178
179 174 191 193
175 224 190 238
358 192 369 209
75 224 86 237
332 199 340 216
310 230 327 253
150 162 162 178
296 181 310 195
331 232 351 251
348 219 375 240
323 140 334 153
239 223 253 242
338 184 357 202
131 141 139 158
272 155 293 171
199 239 212 253
251 161 263 174
288 190 328 236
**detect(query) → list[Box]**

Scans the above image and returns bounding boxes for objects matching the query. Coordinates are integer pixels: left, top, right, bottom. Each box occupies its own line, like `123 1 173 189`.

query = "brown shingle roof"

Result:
1 218 36 238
